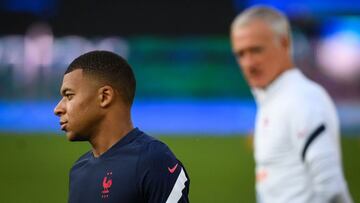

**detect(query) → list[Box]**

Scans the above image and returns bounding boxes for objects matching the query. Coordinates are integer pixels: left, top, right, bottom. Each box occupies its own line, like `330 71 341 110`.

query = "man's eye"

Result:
251 47 263 53
236 51 244 59
66 94 74 100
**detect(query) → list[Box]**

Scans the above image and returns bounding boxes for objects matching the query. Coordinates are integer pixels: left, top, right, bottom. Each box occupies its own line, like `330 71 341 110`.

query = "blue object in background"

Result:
0 100 59 133
132 100 256 135
1 100 359 135
0 0 58 17
234 0 360 16
321 17 360 37
0 100 256 135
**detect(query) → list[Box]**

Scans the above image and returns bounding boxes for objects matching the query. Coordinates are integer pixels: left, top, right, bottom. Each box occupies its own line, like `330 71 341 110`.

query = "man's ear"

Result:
280 35 290 50
98 86 114 108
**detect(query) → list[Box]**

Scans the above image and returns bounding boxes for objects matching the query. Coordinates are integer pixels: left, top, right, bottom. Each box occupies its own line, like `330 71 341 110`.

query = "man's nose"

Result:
54 100 65 116
241 53 256 68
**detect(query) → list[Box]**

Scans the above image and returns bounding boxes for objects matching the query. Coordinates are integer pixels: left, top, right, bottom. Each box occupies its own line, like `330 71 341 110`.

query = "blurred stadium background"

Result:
0 0 359 202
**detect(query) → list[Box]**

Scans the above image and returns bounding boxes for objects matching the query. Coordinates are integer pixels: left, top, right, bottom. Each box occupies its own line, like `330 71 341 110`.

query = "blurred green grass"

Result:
0 134 358 203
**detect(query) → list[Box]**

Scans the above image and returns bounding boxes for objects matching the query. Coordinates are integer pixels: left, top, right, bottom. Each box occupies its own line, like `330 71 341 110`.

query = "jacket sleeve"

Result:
137 141 190 203
289 100 353 203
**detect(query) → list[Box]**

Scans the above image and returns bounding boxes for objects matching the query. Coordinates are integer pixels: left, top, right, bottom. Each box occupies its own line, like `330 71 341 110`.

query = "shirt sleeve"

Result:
137 141 190 203
289 99 353 203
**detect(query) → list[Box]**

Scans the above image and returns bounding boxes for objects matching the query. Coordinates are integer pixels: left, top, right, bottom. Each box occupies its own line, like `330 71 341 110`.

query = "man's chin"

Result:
66 132 89 141
250 81 267 89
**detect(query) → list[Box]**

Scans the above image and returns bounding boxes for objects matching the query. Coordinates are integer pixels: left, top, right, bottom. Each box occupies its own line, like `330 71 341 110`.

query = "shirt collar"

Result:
93 127 143 159
252 68 301 105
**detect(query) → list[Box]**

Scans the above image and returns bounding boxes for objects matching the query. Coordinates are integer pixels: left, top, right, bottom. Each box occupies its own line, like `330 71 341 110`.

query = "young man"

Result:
230 5 352 203
54 50 190 203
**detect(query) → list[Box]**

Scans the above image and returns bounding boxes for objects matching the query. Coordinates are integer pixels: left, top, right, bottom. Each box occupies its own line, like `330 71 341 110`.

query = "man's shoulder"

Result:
282 73 331 104
134 132 178 166
277 72 337 120
75 150 92 162
71 150 92 171
136 133 174 159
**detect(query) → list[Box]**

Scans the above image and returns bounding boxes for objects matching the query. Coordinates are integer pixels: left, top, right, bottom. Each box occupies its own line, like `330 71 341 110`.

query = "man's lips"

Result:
60 121 68 130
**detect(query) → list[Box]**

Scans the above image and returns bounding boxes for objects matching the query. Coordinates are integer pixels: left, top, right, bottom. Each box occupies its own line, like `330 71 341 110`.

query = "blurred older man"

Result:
231 5 353 203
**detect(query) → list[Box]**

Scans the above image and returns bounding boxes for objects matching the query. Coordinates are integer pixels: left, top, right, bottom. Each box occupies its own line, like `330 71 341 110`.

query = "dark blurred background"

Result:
0 0 359 134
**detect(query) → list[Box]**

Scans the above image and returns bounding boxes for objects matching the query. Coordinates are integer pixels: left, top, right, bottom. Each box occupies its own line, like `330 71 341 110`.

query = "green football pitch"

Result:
0 134 359 203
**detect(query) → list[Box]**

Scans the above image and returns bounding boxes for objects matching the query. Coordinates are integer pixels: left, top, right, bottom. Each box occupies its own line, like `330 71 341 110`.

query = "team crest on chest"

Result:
101 171 113 199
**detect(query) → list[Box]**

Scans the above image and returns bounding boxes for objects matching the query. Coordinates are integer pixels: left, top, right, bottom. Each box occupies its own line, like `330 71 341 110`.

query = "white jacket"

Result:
252 68 352 203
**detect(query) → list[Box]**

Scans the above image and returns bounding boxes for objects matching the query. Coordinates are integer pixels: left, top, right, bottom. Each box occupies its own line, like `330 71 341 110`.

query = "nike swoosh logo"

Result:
168 163 178 174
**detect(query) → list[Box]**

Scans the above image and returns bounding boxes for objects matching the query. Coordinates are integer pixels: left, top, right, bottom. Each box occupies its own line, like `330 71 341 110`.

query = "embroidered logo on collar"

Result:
101 171 113 199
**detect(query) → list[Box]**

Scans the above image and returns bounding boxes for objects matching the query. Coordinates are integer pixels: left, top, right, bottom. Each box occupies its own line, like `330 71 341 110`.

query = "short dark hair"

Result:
66 50 136 106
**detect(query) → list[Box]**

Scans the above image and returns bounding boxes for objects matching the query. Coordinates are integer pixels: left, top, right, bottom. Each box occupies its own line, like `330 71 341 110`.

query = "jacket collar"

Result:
252 68 301 105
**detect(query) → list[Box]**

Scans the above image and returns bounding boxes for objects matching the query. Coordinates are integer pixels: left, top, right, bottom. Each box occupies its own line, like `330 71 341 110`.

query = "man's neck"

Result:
89 117 134 158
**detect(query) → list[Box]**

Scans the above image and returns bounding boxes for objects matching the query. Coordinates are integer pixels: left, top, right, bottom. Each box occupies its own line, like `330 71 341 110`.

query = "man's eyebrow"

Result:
61 88 72 96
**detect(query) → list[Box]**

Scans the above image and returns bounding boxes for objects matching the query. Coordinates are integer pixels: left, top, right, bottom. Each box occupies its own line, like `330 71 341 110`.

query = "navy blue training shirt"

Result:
68 128 190 203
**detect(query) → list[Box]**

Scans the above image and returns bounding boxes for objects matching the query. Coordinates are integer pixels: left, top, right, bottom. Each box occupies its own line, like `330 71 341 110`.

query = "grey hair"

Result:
231 5 292 52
